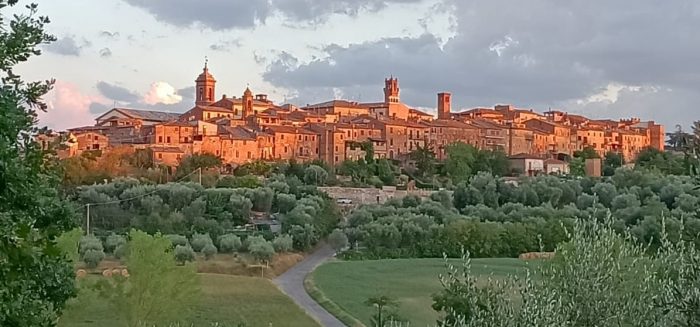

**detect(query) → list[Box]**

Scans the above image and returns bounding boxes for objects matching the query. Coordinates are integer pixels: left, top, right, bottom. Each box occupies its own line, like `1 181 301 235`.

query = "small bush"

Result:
244 235 267 251
328 229 348 252
79 235 103 256
273 235 294 252
166 234 189 248
114 244 128 259
249 241 275 263
218 234 242 253
83 249 105 269
191 233 213 252
202 243 218 260
174 245 195 265
105 233 126 253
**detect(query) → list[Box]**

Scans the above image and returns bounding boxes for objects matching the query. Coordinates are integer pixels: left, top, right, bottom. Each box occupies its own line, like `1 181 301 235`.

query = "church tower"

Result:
195 59 216 106
242 86 254 117
384 76 400 103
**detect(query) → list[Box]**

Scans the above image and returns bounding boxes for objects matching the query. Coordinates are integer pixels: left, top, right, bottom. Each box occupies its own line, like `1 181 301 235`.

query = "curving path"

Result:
274 244 346 327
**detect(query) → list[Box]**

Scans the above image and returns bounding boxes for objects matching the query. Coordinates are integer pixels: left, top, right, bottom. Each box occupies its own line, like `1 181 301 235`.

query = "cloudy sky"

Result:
19 0 700 130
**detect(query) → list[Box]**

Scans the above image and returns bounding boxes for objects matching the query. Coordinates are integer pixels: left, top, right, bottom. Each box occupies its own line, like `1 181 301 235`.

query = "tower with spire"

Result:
195 57 216 106
242 85 254 118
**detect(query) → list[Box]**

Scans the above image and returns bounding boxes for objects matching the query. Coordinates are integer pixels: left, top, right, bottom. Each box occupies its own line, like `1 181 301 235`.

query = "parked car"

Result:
336 198 353 205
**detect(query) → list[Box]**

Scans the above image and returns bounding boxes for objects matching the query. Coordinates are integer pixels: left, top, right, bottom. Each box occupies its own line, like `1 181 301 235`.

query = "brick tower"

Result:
437 92 452 120
242 86 254 118
195 59 216 106
384 76 400 103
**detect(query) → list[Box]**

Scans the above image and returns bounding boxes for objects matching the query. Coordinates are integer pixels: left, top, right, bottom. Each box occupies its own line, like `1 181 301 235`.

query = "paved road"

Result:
274 244 347 327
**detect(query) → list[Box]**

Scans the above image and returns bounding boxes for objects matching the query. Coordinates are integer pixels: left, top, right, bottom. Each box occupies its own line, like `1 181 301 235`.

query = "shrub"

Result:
105 233 127 253
245 235 267 251
273 235 294 252
114 244 128 260
218 234 243 253
202 243 218 260
79 235 104 256
83 249 105 269
249 241 275 263
165 234 189 248
328 229 348 252
174 245 196 265
191 233 213 252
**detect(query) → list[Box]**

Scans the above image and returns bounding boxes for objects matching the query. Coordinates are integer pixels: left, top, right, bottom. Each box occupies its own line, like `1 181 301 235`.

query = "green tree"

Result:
328 229 349 252
365 295 402 327
410 143 437 178
0 2 78 325
603 151 624 176
97 230 199 327
444 142 477 183
304 165 328 185
175 153 221 179
573 146 600 160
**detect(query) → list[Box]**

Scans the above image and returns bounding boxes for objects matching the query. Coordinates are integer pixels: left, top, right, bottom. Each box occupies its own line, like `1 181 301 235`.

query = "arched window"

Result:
198 87 203 100
208 88 213 100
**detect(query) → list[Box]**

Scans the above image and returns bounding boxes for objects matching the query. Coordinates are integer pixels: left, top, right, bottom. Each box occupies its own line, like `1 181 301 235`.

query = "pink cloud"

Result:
143 81 183 105
37 81 107 131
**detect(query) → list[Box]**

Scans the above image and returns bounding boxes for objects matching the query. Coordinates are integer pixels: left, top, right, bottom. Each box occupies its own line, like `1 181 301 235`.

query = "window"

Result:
94 136 98 141
390 127 394 134
281 134 285 140
361 130 365 136
166 136 171 143
236 151 239 158
305 136 308 141
177 154 181 160
158 153 162 159
335 156 339 162
208 88 213 100
347 131 351 137
243 141 247 145
216 150 220 155
248 152 252 159
390 139 394 146
158 136 163 143
298 135 302 141
299 147 303 154
335 146 339 151
284 146 288 153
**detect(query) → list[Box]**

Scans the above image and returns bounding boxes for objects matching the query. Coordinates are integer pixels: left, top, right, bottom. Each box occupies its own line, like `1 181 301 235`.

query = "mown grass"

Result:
59 273 320 327
311 258 529 327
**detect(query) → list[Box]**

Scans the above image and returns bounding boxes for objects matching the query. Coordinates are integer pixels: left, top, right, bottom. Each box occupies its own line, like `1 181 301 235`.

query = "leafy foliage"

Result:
96 230 199 327
174 245 195 265
0 2 78 325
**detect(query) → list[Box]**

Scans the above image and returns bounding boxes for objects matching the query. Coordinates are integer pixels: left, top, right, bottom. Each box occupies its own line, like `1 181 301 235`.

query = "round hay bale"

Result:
121 269 129 277
102 269 113 278
112 268 121 276
76 269 87 279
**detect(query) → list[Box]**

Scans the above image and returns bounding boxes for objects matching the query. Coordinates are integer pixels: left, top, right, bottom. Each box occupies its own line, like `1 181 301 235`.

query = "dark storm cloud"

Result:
122 0 423 29
96 81 141 103
44 36 84 56
263 0 700 127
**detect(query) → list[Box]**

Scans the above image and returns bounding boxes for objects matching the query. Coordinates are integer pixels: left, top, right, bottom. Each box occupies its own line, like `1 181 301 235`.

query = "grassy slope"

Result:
60 273 320 327
311 258 529 327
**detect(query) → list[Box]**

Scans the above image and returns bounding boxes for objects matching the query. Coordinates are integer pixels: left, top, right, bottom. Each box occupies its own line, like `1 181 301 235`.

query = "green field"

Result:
60 273 320 327
310 258 529 327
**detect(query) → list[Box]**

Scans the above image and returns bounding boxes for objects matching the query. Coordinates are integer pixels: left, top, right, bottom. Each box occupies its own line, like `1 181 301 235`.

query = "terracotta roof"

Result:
219 126 257 140
264 125 317 135
425 119 476 129
303 100 363 109
470 119 506 129
96 108 182 122
454 108 505 116
352 115 427 128
409 108 433 117
510 153 543 160
151 146 184 153
195 105 235 113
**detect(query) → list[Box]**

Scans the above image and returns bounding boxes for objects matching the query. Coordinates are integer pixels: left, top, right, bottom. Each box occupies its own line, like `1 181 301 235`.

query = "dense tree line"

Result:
341 168 700 259
72 174 340 252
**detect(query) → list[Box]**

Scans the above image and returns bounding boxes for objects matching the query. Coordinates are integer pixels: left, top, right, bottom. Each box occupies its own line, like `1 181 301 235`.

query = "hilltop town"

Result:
39 62 664 170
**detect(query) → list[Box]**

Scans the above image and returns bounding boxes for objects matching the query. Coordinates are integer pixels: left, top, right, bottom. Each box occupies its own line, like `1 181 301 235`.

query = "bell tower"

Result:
195 58 216 106
242 86 254 118
384 76 400 103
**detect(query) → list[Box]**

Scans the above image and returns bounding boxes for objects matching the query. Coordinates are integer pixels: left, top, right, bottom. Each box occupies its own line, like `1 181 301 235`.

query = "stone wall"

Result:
319 186 436 205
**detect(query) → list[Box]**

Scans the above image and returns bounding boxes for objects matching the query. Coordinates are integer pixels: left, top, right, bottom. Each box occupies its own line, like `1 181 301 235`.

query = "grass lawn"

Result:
311 258 530 327
60 273 320 327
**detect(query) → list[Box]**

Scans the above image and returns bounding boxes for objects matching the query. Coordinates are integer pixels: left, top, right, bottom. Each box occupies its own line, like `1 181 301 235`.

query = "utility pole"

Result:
86 203 91 235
